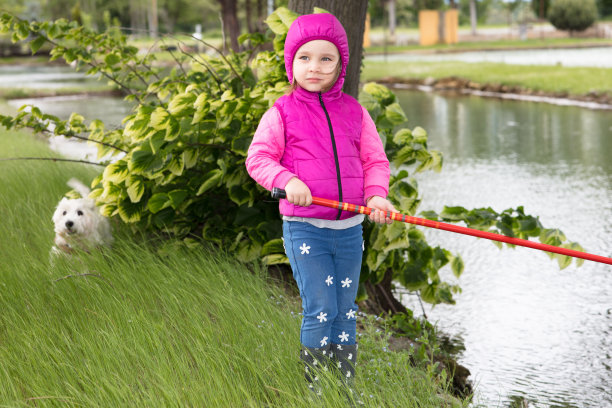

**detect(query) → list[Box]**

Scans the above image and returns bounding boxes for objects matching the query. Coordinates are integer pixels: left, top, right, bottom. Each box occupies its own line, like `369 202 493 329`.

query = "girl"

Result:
246 12 395 392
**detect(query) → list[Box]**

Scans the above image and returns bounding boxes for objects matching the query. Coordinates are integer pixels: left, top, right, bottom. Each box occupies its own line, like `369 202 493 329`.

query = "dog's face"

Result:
52 197 98 238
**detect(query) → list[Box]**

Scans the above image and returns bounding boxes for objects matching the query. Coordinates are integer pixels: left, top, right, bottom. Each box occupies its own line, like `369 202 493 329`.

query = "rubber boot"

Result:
331 343 362 405
332 343 357 383
300 344 331 396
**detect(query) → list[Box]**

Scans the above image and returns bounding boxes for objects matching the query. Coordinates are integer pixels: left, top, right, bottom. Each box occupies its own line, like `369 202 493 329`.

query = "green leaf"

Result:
362 82 395 106
102 160 129 184
262 239 285 256
16 20 29 40
393 128 413 145
128 146 163 174
265 7 293 35
262 254 289 265
440 206 468 221
104 53 121 66
313 7 331 14
126 175 145 203
47 23 61 40
117 198 143 223
412 127 428 144
182 149 198 169
150 107 170 130
168 189 188 209
276 7 298 30
168 92 196 115
400 262 428 291
29 35 46 54
164 117 180 141
384 103 407 125
147 193 170 214
196 169 223 195
451 256 464 278
228 185 251 206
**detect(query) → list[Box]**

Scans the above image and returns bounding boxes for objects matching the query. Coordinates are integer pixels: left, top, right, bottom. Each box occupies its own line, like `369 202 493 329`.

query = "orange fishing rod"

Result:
271 188 612 266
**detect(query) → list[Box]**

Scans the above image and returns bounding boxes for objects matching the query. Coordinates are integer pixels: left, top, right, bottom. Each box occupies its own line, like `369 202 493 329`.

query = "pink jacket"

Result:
246 13 390 219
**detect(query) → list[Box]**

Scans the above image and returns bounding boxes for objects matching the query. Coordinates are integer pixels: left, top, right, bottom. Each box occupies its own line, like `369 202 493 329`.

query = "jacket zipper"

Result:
318 92 343 220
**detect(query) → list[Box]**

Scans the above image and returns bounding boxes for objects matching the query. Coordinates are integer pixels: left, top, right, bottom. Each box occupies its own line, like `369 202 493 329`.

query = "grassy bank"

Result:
362 60 612 96
0 129 465 406
364 37 612 54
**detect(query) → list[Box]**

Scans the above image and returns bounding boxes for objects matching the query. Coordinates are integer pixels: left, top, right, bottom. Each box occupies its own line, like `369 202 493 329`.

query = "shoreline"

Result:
365 41 612 55
372 76 612 110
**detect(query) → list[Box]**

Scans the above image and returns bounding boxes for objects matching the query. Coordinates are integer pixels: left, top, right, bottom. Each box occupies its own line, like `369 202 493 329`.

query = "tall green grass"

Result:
0 128 465 407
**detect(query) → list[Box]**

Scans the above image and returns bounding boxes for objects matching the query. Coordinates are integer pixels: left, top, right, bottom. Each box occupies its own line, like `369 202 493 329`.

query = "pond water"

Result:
366 46 612 68
395 90 612 408
0 65 100 89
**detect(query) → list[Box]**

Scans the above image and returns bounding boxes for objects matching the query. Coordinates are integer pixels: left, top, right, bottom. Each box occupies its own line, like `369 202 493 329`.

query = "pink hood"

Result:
284 13 349 95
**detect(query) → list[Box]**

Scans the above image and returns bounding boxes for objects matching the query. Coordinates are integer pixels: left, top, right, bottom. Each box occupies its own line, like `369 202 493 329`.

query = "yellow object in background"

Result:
419 9 458 46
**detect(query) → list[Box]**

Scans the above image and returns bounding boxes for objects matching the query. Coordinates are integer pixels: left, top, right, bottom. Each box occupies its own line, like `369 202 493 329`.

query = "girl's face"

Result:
292 40 341 93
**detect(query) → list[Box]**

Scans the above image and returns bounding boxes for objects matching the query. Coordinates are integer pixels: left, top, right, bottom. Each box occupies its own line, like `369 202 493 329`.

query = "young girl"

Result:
246 12 395 391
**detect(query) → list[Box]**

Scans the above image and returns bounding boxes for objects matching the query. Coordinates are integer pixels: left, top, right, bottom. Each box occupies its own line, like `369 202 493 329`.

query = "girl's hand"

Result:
285 177 312 207
366 196 396 225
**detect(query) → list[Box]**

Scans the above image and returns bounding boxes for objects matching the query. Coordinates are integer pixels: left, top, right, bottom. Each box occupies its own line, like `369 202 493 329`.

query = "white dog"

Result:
51 178 113 255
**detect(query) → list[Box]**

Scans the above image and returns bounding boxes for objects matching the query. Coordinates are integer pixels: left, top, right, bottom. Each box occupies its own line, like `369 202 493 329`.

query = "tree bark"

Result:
148 0 158 38
362 269 409 316
218 0 241 52
388 0 396 37
287 0 368 98
469 0 477 36
246 0 254 33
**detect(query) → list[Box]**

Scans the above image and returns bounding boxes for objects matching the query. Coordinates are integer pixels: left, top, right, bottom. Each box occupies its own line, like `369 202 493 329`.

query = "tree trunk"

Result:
287 0 368 98
246 0 254 33
539 0 545 20
388 0 396 37
148 0 158 38
218 0 241 52
469 0 477 36
362 268 409 316
449 0 456 8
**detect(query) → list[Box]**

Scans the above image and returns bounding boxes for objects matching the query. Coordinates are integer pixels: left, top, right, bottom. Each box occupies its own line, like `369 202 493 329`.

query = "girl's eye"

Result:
322 57 332 62
77 211 83 216
299 55 309 60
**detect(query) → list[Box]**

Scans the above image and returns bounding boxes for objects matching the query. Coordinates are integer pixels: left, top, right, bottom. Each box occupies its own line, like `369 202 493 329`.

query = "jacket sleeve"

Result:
360 106 390 201
245 107 296 191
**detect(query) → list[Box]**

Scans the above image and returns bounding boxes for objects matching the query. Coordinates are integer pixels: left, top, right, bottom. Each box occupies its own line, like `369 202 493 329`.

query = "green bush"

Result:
548 0 598 31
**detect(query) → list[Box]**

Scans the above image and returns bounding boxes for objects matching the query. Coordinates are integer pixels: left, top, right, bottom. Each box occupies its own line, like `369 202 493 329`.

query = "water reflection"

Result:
394 90 612 407
0 65 99 89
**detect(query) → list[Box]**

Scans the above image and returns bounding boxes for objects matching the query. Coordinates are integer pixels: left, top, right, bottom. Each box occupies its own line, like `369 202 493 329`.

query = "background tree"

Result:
501 0 522 26
597 0 612 17
531 0 550 20
218 0 241 51
287 0 369 98
458 0 491 27
547 0 598 33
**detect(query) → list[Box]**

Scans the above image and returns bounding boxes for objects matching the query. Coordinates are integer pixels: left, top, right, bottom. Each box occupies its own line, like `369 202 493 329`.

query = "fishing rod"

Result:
271 188 612 266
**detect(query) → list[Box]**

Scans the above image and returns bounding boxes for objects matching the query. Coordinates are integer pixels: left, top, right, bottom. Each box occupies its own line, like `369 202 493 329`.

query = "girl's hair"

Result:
285 60 343 95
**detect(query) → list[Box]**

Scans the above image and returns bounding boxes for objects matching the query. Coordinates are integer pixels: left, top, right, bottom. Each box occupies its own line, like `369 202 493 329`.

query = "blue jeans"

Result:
283 221 363 349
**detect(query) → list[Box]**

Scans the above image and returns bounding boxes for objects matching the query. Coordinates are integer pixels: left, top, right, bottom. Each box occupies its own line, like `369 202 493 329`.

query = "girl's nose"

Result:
308 62 321 72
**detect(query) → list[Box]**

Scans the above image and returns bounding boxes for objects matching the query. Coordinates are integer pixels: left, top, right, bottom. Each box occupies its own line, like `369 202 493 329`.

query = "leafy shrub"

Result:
548 0 598 31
